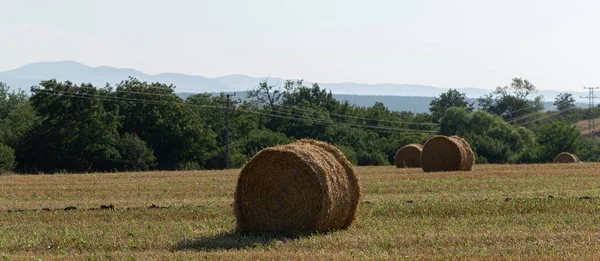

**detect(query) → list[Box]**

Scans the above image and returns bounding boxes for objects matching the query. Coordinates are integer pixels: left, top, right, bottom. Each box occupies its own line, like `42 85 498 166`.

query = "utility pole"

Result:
582 87 599 154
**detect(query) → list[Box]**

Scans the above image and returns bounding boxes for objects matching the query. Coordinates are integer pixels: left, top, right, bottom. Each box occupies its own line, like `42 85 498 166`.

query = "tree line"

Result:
0 77 596 174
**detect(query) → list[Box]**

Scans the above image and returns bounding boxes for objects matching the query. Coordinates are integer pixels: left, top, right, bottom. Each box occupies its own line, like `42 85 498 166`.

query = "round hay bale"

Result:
553 152 580 163
450 136 475 171
234 139 361 233
295 139 361 228
421 135 474 172
394 144 423 168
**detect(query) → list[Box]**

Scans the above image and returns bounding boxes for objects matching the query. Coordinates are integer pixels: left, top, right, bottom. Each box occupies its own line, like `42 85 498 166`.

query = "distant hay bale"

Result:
234 139 361 233
394 144 423 168
553 152 580 163
421 135 475 172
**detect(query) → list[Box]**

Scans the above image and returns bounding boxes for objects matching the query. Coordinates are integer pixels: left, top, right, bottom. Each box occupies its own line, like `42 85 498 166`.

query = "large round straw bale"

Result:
450 136 475 171
553 152 580 163
421 135 474 172
394 144 423 168
234 139 361 233
295 139 361 227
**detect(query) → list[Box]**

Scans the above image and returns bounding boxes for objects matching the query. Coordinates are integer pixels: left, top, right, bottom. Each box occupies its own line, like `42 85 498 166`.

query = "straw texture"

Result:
421 135 474 172
394 144 423 168
450 135 475 171
234 139 361 233
553 152 580 163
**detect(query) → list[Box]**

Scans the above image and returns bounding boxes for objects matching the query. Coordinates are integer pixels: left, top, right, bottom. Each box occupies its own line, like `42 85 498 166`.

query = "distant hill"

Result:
0 60 590 113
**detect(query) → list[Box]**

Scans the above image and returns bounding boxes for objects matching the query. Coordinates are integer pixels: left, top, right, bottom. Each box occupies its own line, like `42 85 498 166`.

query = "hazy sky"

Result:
1 0 600 91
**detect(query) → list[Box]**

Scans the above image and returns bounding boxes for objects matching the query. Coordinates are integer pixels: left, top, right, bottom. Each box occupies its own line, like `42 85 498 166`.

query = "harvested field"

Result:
2 163 600 259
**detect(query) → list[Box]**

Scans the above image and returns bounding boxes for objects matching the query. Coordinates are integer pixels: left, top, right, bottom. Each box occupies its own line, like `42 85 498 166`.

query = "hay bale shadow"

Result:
175 231 317 251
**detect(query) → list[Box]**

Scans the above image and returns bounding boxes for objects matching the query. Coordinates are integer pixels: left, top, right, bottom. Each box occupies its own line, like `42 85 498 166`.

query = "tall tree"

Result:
429 89 474 122
0 82 35 148
535 121 581 162
17 80 121 173
112 77 218 170
554 92 576 111
477 78 544 123
247 78 284 109
0 143 14 173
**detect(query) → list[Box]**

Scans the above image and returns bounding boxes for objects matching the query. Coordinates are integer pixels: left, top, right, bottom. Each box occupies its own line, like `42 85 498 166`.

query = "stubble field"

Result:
1 163 600 260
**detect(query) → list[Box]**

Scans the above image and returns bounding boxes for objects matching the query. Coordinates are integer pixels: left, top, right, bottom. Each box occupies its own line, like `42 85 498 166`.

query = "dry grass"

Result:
575 117 600 136
2 163 600 260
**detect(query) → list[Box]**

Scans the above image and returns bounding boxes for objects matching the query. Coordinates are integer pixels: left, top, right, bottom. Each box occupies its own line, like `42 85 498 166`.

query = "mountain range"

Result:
0 61 589 113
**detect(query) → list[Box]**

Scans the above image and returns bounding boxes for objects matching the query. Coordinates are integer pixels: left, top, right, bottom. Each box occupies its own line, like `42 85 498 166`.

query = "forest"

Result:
0 77 598 174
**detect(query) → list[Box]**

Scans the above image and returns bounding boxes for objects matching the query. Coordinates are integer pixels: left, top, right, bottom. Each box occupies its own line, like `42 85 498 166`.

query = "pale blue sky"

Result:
1 0 599 91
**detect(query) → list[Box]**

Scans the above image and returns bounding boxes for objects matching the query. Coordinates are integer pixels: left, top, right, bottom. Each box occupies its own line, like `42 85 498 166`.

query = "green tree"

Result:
235 128 293 158
554 93 576 111
112 78 218 170
535 121 581 162
439 107 471 136
440 108 535 163
356 149 389 166
282 80 338 112
477 78 544 123
17 80 121 173
264 81 336 139
334 144 358 165
0 82 35 148
247 78 284 109
513 126 539 163
0 142 15 173
116 133 156 171
186 93 260 169
429 89 473 122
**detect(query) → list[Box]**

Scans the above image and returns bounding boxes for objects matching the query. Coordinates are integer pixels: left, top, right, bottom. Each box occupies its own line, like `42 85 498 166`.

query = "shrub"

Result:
335 144 358 165
0 143 15 173
357 149 389 166
116 133 156 171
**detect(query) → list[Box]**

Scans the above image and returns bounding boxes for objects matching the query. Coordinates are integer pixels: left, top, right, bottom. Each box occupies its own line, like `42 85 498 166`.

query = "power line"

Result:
504 98 575 123
514 105 580 127
259 103 439 126
237 107 438 133
250 104 438 132
39 84 439 127
44 82 439 126
32 89 438 134
32 89 223 110
33 88 437 132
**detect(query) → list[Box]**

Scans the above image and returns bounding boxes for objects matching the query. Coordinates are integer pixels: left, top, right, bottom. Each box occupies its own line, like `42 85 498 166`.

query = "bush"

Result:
535 121 582 162
335 144 358 165
116 133 156 171
0 143 15 173
357 149 390 166
470 135 511 164
177 161 200 170
230 152 250 168
236 129 294 157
